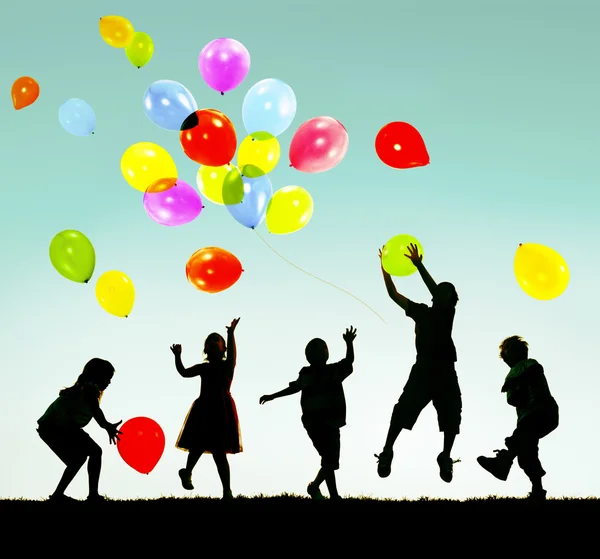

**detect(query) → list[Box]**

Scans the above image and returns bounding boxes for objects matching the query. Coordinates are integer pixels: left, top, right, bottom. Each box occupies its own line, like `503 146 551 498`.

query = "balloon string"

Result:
253 230 386 323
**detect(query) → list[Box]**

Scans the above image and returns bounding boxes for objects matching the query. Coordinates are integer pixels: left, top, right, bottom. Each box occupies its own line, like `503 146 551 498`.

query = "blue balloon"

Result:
143 80 198 131
242 78 297 137
225 169 273 229
59 98 96 136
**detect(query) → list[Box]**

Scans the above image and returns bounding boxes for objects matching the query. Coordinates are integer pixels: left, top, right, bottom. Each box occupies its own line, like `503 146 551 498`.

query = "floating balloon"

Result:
196 164 234 205
96 270 135 317
180 109 236 166
186 247 243 293
117 417 165 475
375 122 429 169
121 142 178 192
59 99 96 136
125 31 154 68
99 15 135 48
382 234 424 277
237 132 280 177
514 243 569 300
143 178 203 226
225 168 273 229
265 186 313 235
198 38 250 95
11 76 39 110
49 230 96 283
143 80 198 131
289 117 348 173
242 78 297 137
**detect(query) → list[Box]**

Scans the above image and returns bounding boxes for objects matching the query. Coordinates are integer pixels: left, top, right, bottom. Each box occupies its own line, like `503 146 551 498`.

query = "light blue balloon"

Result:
143 80 198 131
226 171 273 229
242 78 297 137
59 98 96 136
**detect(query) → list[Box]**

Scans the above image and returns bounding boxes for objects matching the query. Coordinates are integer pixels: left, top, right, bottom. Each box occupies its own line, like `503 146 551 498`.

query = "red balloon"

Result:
375 122 429 169
186 246 243 293
117 417 165 475
180 109 237 167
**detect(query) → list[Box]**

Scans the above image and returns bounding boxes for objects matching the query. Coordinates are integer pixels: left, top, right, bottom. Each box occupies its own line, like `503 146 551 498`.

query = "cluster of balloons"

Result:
11 76 39 110
117 417 165 475
99 15 154 69
49 230 136 317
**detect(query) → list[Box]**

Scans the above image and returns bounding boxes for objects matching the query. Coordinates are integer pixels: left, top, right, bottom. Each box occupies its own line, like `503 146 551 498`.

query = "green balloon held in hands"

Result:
49 230 96 283
382 234 424 276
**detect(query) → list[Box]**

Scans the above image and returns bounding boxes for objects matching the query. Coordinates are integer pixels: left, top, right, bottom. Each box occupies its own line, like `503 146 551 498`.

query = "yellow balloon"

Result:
514 243 569 300
266 186 313 235
125 31 154 68
237 132 280 177
99 15 135 48
96 270 135 318
121 142 178 192
382 234 424 276
196 164 234 205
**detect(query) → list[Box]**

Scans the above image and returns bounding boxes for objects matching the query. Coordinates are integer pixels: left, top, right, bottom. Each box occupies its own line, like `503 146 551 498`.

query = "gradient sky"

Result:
1 0 599 501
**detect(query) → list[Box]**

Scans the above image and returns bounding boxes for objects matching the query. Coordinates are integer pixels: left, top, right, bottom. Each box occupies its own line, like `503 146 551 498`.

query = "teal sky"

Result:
1 0 599 500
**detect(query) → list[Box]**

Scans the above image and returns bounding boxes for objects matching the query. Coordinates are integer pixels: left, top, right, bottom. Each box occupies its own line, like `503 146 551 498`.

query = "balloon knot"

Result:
241 269 245 272
221 92 224 96
84 280 89 284
137 67 141 69
289 164 293 167
519 243 522 247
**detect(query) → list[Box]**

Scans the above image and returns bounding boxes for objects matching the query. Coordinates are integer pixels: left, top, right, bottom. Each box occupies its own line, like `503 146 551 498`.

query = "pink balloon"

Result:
143 179 203 226
289 116 349 173
198 38 251 95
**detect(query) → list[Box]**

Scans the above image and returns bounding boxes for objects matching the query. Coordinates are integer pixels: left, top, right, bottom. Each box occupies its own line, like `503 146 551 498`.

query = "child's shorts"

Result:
301 417 341 471
37 423 101 467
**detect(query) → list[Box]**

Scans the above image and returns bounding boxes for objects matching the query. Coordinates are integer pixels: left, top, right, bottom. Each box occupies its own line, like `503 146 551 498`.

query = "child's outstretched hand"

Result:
106 420 123 445
227 317 240 334
170 344 182 356
404 243 423 265
343 326 357 343
259 394 273 405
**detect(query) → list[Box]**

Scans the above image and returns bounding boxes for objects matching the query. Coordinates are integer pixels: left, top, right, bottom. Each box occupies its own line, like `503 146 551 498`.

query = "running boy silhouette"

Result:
477 335 559 502
260 326 357 500
375 243 461 482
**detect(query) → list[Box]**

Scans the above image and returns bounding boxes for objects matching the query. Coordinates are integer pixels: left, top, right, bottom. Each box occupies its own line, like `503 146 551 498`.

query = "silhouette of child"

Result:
477 335 559 502
171 317 242 500
260 326 357 500
375 243 462 482
37 358 123 503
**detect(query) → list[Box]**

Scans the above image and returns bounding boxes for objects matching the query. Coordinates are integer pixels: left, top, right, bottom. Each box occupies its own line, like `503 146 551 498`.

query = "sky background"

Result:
1 0 599 501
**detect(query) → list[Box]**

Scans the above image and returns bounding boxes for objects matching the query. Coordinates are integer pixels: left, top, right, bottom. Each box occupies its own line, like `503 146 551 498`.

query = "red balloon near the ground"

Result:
180 109 237 166
186 246 243 293
375 122 430 169
117 417 165 475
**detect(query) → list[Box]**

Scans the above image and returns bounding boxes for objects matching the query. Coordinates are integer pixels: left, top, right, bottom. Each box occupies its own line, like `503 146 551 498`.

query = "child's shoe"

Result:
307 482 325 500
375 449 393 478
47 493 78 504
86 494 108 503
178 468 194 490
222 490 234 501
437 453 461 483
527 489 547 502
477 449 513 481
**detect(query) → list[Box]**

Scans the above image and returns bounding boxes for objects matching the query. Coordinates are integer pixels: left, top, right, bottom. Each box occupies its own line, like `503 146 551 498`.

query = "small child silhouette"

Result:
37 358 123 503
171 317 242 500
260 325 357 500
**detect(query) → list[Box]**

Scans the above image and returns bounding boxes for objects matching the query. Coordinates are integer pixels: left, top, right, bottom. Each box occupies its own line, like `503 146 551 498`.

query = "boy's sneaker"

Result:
437 453 461 483
86 494 108 503
527 489 547 502
222 490 234 501
178 468 194 490
375 450 393 478
307 482 325 500
477 449 513 481
47 493 78 504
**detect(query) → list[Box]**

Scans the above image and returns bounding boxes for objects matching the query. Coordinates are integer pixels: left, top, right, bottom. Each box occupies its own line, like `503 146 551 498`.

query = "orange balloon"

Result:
186 247 243 293
12 76 40 110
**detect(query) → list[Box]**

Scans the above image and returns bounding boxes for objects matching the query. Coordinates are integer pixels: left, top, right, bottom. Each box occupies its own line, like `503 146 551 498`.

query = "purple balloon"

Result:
143 179 203 226
198 38 251 95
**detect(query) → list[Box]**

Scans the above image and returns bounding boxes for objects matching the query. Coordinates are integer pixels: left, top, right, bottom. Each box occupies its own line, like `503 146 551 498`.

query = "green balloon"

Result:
382 234 424 276
222 167 245 205
49 230 96 283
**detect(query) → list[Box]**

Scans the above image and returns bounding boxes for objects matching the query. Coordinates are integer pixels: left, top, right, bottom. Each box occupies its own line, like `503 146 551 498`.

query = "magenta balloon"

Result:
143 180 203 226
289 116 349 173
198 38 251 94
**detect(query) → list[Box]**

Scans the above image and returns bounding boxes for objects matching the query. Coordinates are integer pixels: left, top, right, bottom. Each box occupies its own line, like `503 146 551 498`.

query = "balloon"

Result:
196 164 234 205
375 122 429 169
186 247 243 293
99 15 135 48
125 31 154 68
289 117 349 173
59 99 96 136
198 38 250 95
49 230 96 283
121 142 178 192
143 80 198 131
265 186 313 235
514 243 569 300
225 168 273 229
95 270 135 317
381 234 424 276
180 109 236 167
117 417 165 475
11 76 39 110
237 132 280 177
242 78 297 137
143 178 203 226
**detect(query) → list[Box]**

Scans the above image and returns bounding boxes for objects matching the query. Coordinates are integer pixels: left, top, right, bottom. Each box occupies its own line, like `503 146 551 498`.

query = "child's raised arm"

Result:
260 384 301 405
405 243 438 297
343 326 357 364
379 247 409 310
226 317 240 370
170 344 202 378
